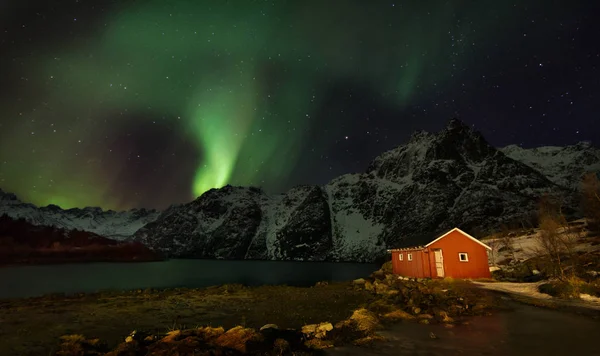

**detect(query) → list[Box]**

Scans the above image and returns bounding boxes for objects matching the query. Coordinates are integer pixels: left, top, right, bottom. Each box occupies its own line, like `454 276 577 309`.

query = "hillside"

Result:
0 189 159 240
501 142 600 191
0 214 161 266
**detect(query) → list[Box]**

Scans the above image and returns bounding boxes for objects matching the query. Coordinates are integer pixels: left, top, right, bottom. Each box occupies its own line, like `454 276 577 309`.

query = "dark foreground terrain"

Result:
1 265 599 355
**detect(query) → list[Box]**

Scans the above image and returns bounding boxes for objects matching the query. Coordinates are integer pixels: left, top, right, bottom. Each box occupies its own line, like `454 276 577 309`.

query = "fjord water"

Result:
0 259 378 299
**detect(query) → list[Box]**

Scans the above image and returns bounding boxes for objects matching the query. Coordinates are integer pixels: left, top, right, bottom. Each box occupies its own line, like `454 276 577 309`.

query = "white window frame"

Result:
399 253 404 261
458 253 469 262
407 253 413 261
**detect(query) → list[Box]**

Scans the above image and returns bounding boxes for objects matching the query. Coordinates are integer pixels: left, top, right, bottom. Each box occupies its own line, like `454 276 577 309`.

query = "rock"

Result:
301 322 333 339
213 326 262 353
349 309 380 334
305 338 335 350
352 278 366 285
417 314 434 320
419 319 430 325
412 307 421 315
364 281 374 292
385 289 400 296
196 326 225 341
380 261 393 273
374 281 389 294
259 324 279 331
384 274 396 285
381 309 416 322
532 269 541 275
435 311 454 323
315 281 329 287
160 330 182 343
429 332 437 339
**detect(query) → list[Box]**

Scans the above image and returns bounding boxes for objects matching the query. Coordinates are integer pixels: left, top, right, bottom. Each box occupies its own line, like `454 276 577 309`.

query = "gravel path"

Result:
472 280 600 311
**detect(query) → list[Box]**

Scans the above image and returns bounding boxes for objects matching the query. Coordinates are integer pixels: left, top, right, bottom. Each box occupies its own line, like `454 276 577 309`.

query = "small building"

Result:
388 228 491 279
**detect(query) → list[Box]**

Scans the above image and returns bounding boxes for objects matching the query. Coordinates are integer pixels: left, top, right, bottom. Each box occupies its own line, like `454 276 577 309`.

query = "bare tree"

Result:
486 235 501 266
499 233 517 262
535 194 578 280
582 172 600 231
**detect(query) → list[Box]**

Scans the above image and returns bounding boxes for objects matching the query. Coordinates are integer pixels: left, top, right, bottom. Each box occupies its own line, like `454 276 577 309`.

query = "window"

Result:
459 253 469 262
408 253 413 261
399 253 403 261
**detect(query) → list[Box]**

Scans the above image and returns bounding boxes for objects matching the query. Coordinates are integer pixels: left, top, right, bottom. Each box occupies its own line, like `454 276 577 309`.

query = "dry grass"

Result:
0 283 374 356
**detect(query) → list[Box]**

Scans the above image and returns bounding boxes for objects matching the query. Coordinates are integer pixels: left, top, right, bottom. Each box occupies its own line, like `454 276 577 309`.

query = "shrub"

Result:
538 277 586 299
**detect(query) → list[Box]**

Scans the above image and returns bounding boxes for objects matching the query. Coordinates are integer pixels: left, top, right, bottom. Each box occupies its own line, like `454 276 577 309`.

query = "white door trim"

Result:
434 249 445 278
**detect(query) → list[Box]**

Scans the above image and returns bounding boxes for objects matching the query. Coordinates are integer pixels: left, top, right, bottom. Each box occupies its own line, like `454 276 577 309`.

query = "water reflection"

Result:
0 259 377 299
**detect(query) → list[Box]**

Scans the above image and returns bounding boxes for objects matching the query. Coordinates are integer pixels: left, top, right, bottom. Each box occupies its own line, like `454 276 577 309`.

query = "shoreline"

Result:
4 265 597 355
0 257 381 268
0 266 502 355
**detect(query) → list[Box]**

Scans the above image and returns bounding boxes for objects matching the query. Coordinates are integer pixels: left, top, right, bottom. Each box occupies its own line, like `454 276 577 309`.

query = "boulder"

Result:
352 278 366 285
160 330 182 343
259 324 279 331
196 326 225 342
213 326 262 353
348 309 379 334
301 322 333 339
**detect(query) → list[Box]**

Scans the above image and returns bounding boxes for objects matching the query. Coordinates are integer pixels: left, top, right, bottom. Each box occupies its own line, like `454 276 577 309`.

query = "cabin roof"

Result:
388 227 492 252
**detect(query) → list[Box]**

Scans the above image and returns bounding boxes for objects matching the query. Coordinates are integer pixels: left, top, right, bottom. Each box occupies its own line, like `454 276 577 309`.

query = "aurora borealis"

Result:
1 1 599 210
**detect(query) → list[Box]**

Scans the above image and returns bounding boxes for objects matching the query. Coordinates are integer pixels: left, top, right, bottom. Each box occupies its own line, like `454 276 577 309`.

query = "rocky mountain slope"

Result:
0 214 161 265
1 119 597 262
0 189 159 240
135 119 584 262
500 142 600 191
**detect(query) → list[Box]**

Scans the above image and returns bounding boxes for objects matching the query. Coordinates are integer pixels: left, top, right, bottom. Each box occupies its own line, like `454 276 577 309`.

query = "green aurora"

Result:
0 1 515 210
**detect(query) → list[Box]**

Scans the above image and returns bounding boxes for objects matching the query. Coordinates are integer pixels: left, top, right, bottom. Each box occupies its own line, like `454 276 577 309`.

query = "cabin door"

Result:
433 249 445 277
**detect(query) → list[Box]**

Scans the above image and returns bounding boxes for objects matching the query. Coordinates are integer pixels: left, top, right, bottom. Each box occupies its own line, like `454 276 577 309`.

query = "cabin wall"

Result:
428 230 491 279
391 249 430 278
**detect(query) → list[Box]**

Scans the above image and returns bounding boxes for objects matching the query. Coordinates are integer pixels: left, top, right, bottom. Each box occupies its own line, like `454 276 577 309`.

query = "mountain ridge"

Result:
1 119 598 262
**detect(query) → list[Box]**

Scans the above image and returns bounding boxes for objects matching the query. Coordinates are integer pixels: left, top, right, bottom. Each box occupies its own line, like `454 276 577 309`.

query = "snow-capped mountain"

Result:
134 119 584 262
0 189 160 240
500 142 600 191
2 119 597 262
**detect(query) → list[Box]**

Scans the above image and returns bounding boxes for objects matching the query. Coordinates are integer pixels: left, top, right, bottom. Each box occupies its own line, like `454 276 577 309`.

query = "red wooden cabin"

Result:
388 228 491 279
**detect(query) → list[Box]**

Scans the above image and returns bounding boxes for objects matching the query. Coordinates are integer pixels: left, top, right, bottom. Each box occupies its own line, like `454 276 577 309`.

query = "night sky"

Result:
1 1 599 211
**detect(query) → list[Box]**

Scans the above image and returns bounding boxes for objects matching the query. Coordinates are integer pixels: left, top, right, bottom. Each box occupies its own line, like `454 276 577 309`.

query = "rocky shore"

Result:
37 263 500 356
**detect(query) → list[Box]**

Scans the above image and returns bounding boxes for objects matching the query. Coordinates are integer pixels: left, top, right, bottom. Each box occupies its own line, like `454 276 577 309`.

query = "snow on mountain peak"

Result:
0 193 160 240
500 141 600 190
1 119 597 262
